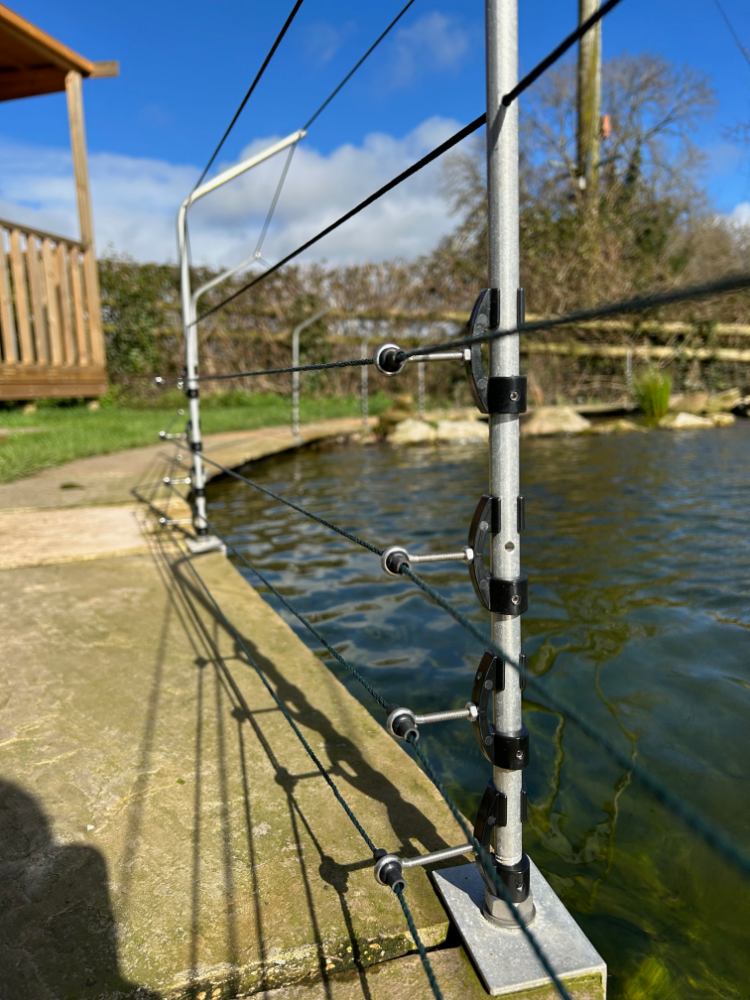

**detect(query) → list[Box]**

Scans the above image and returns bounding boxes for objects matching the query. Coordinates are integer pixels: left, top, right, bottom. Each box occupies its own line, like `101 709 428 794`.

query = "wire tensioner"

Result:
374 342 469 376
386 703 479 743
380 545 473 576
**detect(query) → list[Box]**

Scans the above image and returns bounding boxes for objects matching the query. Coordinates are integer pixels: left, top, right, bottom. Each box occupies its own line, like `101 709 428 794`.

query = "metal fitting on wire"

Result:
374 343 407 376
374 844 474 890
386 703 479 743
374 850 405 891
380 545 473 577
154 376 165 386
374 342 469 377
158 515 192 527
163 476 192 486
158 430 186 441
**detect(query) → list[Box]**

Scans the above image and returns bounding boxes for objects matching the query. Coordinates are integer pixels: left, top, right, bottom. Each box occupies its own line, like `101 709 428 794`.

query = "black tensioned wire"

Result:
216 531 391 713
185 270 750 386
248 1 423 262
400 564 750 881
193 0 306 193
195 0 625 325
200 453 383 556
196 357 373 384
205 524 570 1000
302 0 420 130
711 0 750 71
172 531 443 1000
400 271 750 361
188 463 750 880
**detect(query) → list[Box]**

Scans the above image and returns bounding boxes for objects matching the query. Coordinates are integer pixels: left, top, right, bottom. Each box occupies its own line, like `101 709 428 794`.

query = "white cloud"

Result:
727 202 750 227
386 12 470 89
0 117 466 268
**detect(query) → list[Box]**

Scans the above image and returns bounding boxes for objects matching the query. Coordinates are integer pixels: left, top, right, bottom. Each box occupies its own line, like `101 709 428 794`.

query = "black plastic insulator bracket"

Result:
474 783 508 846
517 496 526 532
192 487 206 499
186 387 199 399
468 495 528 615
521 787 528 823
486 375 527 414
493 854 531 903
486 576 528 617
493 727 529 770
471 651 499 761
464 287 526 413
190 440 203 452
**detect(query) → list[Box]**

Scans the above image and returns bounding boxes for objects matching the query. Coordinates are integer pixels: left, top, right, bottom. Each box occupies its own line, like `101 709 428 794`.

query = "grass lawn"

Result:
0 392 389 483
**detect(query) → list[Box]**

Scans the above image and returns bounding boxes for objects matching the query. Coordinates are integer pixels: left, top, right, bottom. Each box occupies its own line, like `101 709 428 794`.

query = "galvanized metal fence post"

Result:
417 359 426 419
292 324 301 441
176 132 304 551
434 6 607 992
177 201 214 549
291 308 330 441
361 335 369 430
484 0 534 925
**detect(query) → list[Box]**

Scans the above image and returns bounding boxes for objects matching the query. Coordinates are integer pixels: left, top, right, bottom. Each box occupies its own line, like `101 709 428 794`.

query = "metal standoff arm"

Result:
374 844 474 890
163 475 192 486
374 342 468 377
380 544 473 576
158 430 187 441
387 703 478 743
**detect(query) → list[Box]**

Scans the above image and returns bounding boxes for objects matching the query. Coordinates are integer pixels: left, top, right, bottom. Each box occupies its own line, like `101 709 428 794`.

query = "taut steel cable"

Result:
193 0 306 191
172 534 444 1000
196 0 625 324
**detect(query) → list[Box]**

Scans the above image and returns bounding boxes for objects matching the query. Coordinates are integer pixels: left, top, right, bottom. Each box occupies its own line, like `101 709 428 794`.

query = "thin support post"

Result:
175 131 303 548
291 308 330 442
417 360 426 419
433 5 607 992
361 337 369 430
484 0 532 925
292 327 301 440
177 203 211 542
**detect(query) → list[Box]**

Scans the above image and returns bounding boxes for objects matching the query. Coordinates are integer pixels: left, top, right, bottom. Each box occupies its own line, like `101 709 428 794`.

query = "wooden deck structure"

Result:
0 5 117 400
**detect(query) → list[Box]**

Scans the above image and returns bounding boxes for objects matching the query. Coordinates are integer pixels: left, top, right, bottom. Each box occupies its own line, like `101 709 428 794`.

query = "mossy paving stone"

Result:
0 535 462 998
251 948 603 999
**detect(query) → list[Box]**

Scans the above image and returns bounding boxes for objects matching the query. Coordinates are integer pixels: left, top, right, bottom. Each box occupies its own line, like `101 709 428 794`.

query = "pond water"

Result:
209 423 750 999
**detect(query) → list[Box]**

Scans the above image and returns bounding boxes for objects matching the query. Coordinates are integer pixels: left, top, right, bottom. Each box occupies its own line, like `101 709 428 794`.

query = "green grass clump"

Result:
0 392 389 483
633 367 672 423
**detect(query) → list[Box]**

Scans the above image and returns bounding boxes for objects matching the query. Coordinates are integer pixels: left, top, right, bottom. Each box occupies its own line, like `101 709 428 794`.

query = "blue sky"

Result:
1 0 748 266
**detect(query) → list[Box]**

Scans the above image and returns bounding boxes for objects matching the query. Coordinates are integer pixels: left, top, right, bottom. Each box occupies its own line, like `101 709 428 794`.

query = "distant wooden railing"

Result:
0 217 107 399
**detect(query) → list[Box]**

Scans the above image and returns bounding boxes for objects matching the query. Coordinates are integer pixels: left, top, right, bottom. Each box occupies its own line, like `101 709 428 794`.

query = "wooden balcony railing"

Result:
0 218 107 399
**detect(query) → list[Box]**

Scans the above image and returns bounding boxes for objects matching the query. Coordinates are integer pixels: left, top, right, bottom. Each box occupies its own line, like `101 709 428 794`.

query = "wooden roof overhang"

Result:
0 3 117 102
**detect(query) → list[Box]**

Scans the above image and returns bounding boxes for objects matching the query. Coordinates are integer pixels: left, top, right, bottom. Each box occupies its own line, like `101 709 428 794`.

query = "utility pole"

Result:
577 0 602 204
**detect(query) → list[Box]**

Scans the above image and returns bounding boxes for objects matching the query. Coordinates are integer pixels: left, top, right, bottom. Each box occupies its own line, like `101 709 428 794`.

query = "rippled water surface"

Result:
209 424 750 999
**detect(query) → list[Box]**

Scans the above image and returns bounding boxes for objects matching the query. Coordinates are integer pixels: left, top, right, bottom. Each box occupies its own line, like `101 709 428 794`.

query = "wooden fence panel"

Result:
0 230 17 363
8 229 33 365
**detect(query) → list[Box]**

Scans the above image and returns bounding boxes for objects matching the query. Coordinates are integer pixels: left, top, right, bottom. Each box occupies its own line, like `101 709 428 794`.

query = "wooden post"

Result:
65 70 105 369
577 0 601 203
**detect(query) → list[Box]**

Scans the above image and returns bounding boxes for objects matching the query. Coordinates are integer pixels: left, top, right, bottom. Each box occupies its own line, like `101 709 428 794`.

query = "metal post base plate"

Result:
432 860 606 997
186 534 227 556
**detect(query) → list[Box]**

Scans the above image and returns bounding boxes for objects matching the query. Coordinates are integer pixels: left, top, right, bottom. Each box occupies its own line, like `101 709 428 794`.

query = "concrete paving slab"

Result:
258 946 605 1000
0 505 162 568
0 532 463 999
